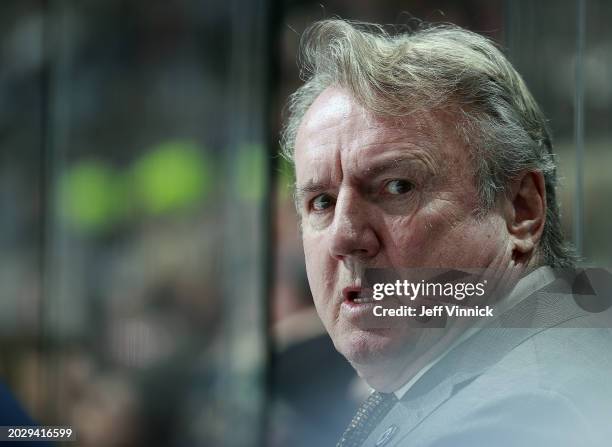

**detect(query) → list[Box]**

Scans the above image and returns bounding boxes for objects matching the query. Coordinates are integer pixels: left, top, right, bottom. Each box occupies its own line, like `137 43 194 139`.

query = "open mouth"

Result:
343 287 375 304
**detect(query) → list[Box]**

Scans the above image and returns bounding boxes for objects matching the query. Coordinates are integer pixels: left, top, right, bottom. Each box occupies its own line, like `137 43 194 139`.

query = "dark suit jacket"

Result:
0 381 52 447
362 270 612 447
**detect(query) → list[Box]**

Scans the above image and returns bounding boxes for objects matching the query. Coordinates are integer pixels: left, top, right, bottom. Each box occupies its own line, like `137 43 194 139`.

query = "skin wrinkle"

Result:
296 112 448 221
296 153 435 207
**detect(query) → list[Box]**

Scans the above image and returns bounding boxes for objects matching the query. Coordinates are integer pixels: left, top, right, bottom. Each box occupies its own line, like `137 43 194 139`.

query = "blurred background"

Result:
0 0 610 446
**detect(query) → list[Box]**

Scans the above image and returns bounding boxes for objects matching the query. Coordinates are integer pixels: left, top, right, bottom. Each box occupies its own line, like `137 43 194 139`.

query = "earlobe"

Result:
506 171 546 260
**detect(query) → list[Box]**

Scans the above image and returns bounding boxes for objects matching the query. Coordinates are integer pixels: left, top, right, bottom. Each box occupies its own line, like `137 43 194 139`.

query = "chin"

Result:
332 326 426 392
336 327 413 369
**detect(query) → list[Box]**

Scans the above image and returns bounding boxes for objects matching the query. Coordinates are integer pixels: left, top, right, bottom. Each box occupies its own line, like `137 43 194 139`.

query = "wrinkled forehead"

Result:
294 86 468 173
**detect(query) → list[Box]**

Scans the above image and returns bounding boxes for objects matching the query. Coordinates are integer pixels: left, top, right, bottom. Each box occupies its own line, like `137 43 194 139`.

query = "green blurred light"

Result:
132 140 211 215
59 160 127 232
236 144 267 201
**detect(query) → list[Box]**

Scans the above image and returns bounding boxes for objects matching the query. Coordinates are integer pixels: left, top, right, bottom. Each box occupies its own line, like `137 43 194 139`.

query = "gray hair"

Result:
281 19 575 267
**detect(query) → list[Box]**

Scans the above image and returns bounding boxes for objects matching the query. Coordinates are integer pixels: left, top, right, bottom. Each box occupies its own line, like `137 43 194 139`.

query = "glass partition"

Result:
0 1 610 446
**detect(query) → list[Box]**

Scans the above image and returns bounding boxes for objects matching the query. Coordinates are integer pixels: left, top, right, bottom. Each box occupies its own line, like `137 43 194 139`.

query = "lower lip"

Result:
340 298 379 319
343 297 378 307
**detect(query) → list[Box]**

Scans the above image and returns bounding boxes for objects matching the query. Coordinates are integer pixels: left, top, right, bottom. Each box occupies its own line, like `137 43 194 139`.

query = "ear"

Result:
503 171 546 261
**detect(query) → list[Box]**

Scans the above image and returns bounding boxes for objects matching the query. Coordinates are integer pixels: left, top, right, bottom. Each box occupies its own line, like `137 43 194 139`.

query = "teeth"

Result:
353 297 375 304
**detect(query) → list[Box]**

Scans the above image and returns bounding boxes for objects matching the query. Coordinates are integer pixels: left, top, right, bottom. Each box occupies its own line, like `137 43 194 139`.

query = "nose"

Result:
329 189 381 261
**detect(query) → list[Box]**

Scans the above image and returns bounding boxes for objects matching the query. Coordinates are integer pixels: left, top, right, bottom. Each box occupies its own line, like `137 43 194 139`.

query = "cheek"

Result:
428 216 507 267
382 203 505 268
382 208 452 267
385 221 429 266
457 217 508 259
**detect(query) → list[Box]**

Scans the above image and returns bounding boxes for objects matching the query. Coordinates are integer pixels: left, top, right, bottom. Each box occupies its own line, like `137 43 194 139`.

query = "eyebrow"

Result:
362 155 437 178
294 180 330 204
294 153 437 204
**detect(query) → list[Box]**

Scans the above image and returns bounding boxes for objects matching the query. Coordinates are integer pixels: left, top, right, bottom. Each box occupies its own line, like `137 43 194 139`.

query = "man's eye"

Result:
385 179 413 195
311 194 334 211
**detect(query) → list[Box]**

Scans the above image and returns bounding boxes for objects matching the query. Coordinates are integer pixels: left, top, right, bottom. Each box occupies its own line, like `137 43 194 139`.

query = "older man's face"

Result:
294 87 512 389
